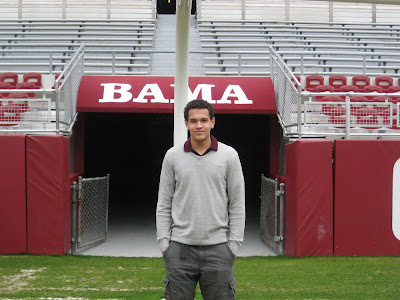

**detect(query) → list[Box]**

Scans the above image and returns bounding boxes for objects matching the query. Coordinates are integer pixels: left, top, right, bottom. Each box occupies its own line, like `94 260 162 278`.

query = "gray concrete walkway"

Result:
77 216 277 257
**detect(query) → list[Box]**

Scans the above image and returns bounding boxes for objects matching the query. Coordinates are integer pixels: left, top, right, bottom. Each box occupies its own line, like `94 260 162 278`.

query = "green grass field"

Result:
0 255 399 299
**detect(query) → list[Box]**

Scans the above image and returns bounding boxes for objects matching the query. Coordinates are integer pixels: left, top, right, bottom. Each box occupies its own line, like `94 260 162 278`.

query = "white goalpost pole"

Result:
174 0 192 146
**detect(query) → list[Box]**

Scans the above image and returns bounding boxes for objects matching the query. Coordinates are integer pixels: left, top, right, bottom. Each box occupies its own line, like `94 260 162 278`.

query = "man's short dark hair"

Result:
184 99 215 121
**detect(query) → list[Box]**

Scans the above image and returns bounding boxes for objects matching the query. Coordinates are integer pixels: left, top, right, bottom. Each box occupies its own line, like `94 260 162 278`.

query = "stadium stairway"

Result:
150 15 204 76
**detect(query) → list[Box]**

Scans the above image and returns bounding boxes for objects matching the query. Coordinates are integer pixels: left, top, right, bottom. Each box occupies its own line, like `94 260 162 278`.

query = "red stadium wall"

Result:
26 136 71 255
285 139 400 256
334 140 400 256
285 140 334 257
0 135 27 254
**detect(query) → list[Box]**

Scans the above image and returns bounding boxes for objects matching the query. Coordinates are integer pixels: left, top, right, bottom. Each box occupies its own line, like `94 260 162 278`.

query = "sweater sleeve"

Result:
156 151 175 253
226 154 246 255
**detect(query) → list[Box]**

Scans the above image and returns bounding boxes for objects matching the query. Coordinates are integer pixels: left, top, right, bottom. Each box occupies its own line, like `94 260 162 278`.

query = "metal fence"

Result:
0 97 51 126
270 46 302 134
260 175 285 254
71 175 110 254
197 0 400 23
270 45 400 139
0 45 84 134
56 44 84 133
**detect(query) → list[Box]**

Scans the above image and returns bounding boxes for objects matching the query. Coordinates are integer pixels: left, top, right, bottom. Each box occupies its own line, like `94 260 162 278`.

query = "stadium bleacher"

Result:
0 0 399 138
0 19 155 75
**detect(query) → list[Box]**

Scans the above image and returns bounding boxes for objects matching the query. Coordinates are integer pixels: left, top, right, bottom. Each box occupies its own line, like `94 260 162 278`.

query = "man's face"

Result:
185 108 215 144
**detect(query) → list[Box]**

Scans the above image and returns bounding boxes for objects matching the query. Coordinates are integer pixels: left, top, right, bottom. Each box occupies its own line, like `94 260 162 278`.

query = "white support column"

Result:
152 0 157 19
107 0 111 19
174 0 192 146
241 0 246 21
196 0 201 20
285 0 290 22
372 3 377 23
18 0 22 19
62 0 67 19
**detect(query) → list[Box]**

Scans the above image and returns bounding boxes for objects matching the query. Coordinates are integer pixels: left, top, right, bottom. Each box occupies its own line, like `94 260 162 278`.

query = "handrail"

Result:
269 45 400 139
197 0 400 24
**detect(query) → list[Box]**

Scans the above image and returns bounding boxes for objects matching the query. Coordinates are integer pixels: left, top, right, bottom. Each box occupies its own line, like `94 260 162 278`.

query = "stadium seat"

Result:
363 85 383 101
372 96 391 103
291 75 302 89
8 93 30 114
352 107 378 126
305 75 324 92
315 85 334 101
374 75 393 92
0 82 11 98
388 86 400 102
350 96 368 102
0 72 18 89
329 74 347 92
52 73 65 89
320 95 343 116
327 106 347 125
352 75 370 91
339 85 359 100
23 72 42 89
0 93 29 126
16 82 36 98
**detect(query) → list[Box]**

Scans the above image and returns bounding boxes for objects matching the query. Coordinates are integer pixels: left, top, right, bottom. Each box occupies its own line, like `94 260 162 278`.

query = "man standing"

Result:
156 99 245 299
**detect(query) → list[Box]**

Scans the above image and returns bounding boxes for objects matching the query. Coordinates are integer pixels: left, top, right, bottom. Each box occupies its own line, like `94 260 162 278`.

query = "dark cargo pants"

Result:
162 241 236 300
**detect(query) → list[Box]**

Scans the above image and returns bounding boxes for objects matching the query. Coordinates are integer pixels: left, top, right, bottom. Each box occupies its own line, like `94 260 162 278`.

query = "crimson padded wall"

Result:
285 140 334 257
335 140 400 256
0 135 26 254
26 135 71 255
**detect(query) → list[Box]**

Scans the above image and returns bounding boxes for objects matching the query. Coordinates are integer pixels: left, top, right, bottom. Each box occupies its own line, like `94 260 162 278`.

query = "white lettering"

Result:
99 82 253 105
133 84 168 103
170 84 216 103
218 85 253 104
189 84 216 104
393 158 400 240
99 83 132 103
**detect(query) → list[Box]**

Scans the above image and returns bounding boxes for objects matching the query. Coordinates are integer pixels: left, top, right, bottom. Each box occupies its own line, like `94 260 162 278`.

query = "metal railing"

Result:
197 0 400 23
260 175 285 254
71 175 110 254
55 44 84 133
5 1 156 20
270 45 400 139
0 45 84 134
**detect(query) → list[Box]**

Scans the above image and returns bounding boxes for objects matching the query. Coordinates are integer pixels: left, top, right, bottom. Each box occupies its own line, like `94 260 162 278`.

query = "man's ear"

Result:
211 117 215 129
184 119 189 129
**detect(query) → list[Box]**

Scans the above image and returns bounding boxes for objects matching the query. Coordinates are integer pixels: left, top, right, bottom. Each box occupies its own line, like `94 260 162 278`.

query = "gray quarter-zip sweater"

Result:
156 141 245 255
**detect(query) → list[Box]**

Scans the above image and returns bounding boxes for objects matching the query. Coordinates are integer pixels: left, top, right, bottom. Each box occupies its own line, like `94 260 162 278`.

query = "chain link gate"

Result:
71 175 110 254
260 175 285 254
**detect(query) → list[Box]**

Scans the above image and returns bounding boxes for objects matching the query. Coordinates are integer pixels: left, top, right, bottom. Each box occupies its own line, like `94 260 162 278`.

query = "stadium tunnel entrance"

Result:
157 0 196 15
81 112 273 256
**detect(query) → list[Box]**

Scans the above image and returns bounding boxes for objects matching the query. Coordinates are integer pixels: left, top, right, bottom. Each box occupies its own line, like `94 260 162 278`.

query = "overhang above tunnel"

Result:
77 76 276 114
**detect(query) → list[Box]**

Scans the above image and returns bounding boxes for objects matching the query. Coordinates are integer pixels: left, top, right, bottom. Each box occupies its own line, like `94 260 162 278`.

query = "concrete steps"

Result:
150 15 204 76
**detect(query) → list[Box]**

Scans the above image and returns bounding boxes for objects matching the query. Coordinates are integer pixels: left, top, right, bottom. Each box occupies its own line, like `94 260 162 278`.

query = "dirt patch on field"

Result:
0 268 46 292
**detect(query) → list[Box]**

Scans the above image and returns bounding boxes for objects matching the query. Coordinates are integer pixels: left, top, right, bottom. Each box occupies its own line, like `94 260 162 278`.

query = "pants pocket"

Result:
163 241 174 258
224 243 236 260
228 278 236 299
163 276 171 299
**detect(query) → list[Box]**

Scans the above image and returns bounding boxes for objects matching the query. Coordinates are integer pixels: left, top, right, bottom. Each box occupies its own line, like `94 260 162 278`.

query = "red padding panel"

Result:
285 140 334 257
335 140 400 256
0 135 26 254
27 135 70 255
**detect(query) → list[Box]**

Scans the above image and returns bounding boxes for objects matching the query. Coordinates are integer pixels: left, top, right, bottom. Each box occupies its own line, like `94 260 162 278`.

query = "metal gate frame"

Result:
71 175 110 254
260 175 285 254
